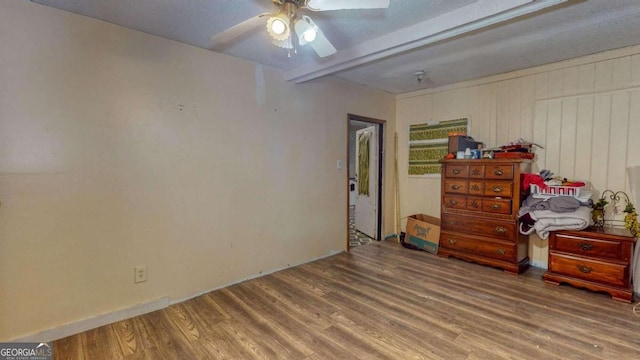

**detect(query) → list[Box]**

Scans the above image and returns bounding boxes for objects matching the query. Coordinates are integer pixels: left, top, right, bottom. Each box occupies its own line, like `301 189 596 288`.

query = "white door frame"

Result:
347 114 385 251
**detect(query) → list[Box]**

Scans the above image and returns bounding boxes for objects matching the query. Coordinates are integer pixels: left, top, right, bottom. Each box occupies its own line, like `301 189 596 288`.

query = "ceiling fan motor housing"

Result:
273 0 303 6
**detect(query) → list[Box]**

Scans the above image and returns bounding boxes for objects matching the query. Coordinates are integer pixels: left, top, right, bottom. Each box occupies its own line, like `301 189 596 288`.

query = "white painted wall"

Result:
0 1 395 340
396 45 640 269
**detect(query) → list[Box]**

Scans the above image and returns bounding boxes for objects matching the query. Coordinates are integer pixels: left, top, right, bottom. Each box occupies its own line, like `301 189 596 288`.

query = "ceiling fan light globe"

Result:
267 14 290 41
271 19 286 35
302 29 317 43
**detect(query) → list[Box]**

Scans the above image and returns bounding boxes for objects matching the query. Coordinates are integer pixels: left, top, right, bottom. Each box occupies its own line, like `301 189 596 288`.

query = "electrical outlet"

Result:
134 266 147 283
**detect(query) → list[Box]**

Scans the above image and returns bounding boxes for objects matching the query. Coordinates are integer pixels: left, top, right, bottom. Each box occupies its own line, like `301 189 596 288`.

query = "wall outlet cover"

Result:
134 266 147 283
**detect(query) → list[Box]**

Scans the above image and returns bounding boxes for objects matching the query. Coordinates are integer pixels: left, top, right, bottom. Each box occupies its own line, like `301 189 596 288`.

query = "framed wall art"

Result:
408 117 469 176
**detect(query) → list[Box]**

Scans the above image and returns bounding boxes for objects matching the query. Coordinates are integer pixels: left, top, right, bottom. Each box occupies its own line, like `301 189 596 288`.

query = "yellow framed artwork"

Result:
408 118 469 176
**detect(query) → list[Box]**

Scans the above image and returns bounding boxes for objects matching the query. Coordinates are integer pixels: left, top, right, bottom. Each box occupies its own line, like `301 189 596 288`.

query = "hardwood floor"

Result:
54 240 640 359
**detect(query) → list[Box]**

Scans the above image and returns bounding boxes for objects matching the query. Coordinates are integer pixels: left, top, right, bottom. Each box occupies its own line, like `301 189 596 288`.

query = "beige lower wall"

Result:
396 44 640 268
0 1 395 340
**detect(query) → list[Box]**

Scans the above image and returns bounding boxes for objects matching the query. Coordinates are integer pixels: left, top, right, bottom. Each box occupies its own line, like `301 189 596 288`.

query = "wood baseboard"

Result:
11 297 169 343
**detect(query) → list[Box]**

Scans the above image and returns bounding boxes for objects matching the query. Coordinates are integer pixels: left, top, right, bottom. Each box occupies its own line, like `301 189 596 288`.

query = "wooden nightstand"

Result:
543 227 637 302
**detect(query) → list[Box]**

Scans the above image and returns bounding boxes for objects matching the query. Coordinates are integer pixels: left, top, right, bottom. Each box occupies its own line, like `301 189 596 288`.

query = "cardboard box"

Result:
405 214 441 254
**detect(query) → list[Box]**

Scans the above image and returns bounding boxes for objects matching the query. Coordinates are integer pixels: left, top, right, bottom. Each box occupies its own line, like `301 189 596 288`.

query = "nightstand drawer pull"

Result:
576 265 593 274
495 226 507 234
492 186 504 193
577 243 593 251
471 184 480 191
490 204 501 210
448 239 457 245
493 170 504 176
496 248 506 256
452 184 461 190
452 169 461 174
450 199 459 205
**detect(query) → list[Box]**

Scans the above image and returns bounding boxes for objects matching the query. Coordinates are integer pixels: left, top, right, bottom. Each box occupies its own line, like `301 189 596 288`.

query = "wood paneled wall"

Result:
396 45 640 268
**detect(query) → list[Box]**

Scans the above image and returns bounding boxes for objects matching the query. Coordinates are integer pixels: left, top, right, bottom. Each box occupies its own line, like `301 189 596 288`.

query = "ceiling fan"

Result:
210 0 390 58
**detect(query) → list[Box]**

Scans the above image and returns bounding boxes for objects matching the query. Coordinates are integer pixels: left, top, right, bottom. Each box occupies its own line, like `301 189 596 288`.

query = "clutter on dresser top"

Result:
443 137 543 160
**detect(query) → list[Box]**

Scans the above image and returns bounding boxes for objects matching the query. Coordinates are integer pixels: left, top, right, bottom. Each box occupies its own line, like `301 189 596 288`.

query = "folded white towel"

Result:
529 206 592 240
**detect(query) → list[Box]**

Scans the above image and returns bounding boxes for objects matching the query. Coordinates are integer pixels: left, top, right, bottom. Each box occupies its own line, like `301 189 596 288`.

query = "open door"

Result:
355 125 379 239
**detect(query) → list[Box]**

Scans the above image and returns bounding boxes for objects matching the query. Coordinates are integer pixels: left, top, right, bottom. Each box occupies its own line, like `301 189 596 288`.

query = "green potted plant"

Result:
624 202 639 237
592 197 608 227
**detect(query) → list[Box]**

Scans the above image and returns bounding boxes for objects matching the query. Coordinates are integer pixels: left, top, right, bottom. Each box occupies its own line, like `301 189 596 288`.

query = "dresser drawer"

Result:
444 180 467 194
482 198 512 215
466 197 482 211
469 165 484 178
440 233 515 261
442 196 466 210
551 233 622 261
442 214 516 241
484 165 514 180
483 181 513 197
548 253 628 287
445 165 468 178
468 181 483 195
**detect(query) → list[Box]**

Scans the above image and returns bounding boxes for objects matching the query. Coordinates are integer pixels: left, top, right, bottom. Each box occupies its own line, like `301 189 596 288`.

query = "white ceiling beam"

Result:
285 0 568 83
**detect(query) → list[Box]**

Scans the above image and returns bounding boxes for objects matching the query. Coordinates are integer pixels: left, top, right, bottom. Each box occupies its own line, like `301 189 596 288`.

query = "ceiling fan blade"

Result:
210 13 270 49
306 0 390 11
309 26 337 57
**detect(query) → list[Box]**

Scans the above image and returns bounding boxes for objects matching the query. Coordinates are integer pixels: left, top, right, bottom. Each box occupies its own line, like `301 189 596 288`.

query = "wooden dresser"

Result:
543 227 637 302
438 159 532 274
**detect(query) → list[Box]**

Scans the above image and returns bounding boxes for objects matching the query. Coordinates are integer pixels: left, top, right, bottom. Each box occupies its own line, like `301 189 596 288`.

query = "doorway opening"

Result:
347 114 384 250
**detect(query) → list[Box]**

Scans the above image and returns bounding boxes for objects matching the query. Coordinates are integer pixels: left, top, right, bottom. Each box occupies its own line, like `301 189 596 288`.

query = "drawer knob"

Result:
576 265 593 274
495 226 507 234
450 199 458 205
452 169 461 175
472 169 481 176
469 200 480 208
490 204 501 210
471 184 480 191
448 239 457 245
492 186 503 193
496 248 506 256
452 184 461 190
577 243 593 251
494 169 504 176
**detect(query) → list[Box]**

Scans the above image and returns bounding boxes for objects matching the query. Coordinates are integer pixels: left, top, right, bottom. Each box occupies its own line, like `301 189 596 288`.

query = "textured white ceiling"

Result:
30 0 640 94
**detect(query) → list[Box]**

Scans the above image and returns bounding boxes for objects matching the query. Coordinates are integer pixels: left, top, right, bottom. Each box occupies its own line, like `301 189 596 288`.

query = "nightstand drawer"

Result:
442 214 516 241
548 253 627 287
551 233 622 261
